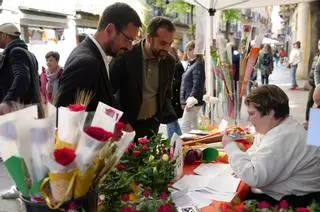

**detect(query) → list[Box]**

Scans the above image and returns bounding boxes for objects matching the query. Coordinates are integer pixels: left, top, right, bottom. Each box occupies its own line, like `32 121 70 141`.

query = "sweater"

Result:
224 116 320 200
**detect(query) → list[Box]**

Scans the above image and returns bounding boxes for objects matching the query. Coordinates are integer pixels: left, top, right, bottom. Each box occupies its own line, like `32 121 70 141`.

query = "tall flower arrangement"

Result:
99 134 176 211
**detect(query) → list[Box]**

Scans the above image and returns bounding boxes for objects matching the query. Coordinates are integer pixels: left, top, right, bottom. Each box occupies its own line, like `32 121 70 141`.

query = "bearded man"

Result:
56 3 141 112
109 16 177 139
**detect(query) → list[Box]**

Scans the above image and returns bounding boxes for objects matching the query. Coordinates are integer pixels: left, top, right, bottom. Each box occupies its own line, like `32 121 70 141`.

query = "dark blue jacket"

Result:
180 58 205 106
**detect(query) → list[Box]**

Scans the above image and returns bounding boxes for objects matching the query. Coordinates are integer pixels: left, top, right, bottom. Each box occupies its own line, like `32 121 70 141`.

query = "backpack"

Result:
262 54 272 66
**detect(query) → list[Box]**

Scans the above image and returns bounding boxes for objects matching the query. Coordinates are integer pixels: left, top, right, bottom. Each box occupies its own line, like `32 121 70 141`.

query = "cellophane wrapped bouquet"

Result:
0 97 135 210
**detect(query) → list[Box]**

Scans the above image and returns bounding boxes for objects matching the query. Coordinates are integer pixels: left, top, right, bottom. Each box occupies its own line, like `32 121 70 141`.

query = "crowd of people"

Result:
0 2 319 208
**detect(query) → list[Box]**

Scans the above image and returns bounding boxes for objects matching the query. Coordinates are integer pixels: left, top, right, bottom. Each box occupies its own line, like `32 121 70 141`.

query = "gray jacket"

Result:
309 54 320 86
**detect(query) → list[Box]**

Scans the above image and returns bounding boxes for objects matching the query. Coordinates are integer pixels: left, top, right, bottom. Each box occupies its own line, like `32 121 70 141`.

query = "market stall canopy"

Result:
184 0 317 9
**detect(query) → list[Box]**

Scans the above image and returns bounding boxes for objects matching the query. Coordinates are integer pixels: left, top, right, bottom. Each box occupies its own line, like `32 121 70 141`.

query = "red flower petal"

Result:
157 203 173 212
143 189 150 197
138 137 149 145
257 201 271 209
279 200 289 209
53 148 76 166
116 163 125 170
120 207 134 212
84 126 113 142
295 208 309 212
121 193 129 202
115 121 125 132
133 150 141 157
160 192 168 200
142 144 149 151
67 104 86 112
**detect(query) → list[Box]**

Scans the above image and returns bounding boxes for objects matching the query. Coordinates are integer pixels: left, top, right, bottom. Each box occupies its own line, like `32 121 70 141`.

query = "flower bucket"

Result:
20 190 98 212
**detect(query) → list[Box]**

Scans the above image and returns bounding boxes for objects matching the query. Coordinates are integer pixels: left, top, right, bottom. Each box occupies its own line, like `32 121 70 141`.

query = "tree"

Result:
222 9 241 41
154 0 192 15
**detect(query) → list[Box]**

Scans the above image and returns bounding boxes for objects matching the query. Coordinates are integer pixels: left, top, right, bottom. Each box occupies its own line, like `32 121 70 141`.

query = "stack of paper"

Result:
172 163 240 209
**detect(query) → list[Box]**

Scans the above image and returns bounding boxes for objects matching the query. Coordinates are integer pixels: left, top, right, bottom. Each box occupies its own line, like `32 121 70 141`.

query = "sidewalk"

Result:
0 63 309 212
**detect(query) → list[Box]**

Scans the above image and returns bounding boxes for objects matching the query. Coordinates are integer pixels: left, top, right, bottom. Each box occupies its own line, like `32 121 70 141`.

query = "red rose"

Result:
84 126 113 142
295 208 309 212
116 163 125 170
160 192 168 200
278 200 289 209
157 203 173 212
114 121 125 133
138 137 149 145
142 144 149 151
257 201 271 209
125 143 135 153
68 104 86 112
53 148 76 166
121 193 129 202
143 189 150 197
68 201 77 210
133 150 141 157
120 207 134 212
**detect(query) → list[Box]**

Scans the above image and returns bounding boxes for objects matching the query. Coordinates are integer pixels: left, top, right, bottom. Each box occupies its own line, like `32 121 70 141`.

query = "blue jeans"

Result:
291 65 298 87
166 120 182 139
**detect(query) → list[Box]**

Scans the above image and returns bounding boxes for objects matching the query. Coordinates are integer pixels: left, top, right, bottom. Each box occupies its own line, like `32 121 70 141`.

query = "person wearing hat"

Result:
0 23 42 199
0 23 42 115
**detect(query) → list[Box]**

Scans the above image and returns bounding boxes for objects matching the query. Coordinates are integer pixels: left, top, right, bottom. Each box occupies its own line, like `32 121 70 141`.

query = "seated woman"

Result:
222 85 320 207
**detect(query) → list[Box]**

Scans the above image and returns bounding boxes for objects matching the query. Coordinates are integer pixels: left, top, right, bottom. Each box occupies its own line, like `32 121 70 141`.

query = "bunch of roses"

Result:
220 199 320 212
99 134 176 212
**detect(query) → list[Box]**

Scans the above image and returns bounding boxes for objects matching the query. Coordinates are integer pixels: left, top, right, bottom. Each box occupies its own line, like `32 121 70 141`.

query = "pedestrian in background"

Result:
304 39 320 128
166 46 184 138
257 44 274 85
288 41 302 90
180 40 205 134
40 51 63 103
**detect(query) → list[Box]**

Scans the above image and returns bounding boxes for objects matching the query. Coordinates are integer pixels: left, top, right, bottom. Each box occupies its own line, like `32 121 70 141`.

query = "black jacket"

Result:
180 58 205 106
56 37 115 111
0 39 40 105
171 61 184 118
109 40 176 124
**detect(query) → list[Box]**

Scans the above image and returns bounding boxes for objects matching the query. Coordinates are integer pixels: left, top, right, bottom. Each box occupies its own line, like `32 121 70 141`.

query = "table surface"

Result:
183 161 250 211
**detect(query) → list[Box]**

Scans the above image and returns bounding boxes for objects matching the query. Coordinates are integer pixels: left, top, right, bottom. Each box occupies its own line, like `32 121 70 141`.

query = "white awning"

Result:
184 0 316 10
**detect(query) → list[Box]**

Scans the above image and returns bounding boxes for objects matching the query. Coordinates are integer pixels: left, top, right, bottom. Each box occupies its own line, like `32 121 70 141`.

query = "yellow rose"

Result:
162 154 169 161
129 193 137 202
148 155 155 162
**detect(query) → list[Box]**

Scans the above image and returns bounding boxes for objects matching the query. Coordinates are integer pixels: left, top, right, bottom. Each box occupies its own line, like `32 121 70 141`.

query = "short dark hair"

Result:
295 41 301 48
97 3 142 31
45 51 60 62
147 16 175 37
245 85 289 119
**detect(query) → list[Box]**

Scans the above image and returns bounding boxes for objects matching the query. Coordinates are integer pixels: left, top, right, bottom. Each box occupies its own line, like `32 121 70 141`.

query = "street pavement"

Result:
0 63 309 211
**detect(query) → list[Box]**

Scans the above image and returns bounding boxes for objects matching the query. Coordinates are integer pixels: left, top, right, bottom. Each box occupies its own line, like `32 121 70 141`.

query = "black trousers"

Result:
261 74 269 85
306 85 315 121
246 190 320 208
131 117 160 141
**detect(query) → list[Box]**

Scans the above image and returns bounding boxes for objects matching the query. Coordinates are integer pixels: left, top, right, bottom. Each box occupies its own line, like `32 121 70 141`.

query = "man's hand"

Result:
0 103 12 115
222 134 235 147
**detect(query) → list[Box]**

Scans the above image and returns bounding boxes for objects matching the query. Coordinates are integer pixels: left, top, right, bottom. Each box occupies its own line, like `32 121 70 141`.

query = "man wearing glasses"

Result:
56 3 141 114
109 17 177 140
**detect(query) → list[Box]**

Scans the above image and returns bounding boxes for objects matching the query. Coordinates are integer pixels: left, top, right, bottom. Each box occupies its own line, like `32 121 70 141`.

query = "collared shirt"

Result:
137 40 159 120
89 36 112 79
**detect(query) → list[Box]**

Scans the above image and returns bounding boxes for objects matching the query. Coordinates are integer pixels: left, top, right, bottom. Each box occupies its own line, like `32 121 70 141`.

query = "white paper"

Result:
172 175 215 191
191 189 236 203
194 163 233 176
307 108 320 146
91 102 123 132
207 174 241 193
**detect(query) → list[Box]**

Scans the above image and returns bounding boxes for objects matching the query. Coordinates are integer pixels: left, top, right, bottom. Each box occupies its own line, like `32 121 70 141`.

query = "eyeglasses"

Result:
119 31 134 44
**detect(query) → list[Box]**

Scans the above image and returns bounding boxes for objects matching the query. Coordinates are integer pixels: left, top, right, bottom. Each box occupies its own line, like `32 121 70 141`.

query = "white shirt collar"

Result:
89 35 112 78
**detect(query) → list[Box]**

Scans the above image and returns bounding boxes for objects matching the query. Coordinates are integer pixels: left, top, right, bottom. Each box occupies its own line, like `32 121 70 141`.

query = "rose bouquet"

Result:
0 96 135 210
99 134 177 212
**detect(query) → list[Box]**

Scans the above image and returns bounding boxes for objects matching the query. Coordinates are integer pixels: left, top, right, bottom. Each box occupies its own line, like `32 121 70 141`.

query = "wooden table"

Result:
183 161 250 211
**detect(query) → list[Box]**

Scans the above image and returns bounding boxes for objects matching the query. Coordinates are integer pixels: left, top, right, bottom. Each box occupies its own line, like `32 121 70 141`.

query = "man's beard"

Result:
104 39 127 58
150 41 167 60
